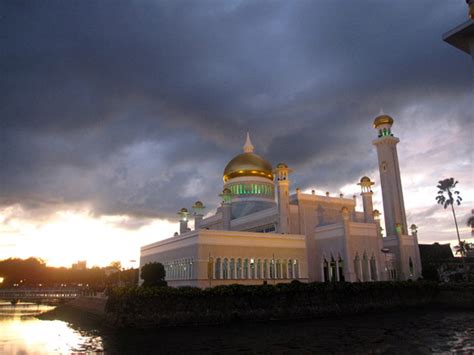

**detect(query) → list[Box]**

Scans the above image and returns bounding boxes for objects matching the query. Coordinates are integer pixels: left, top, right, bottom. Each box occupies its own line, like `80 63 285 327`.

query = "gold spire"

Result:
243 132 254 153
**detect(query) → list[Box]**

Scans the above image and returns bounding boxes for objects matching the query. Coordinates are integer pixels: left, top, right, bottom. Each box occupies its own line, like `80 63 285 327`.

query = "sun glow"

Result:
0 205 178 268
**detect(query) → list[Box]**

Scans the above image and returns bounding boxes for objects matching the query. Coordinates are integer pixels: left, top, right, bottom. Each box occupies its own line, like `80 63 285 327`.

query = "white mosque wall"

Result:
308 221 384 282
140 229 308 288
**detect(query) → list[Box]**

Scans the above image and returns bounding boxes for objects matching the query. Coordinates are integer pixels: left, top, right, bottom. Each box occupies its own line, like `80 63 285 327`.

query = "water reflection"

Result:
0 301 103 354
0 300 473 354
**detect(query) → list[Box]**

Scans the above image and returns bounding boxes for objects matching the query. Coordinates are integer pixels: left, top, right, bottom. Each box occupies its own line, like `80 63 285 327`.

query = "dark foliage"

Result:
140 262 166 287
0 257 138 289
105 281 460 327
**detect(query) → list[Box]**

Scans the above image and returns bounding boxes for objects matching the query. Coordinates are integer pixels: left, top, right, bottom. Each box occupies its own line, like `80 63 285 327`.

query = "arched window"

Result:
288 259 293 279
276 259 282 278
330 256 337 282
223 258 229 279
230 258 235 279
215 258 221 280
282 260 288 279
183 259 188 280
250 258 255 279
323 259 329 282
237 258 242 279
370 255 377 281
263 259 268 279
208 257 214 279
362 253 369 281
189 259 193 279
269 259 275 279
244 258 249 279
294 260 299 278
257 259 262 279
409 257 414 277
354 254 361 282
338 256 345 282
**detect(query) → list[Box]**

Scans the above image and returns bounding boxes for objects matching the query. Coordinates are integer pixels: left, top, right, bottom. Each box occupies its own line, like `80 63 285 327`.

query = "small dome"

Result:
276 162 288 168
223 152 273 182
179 207 188 213
373 114 394 128
222 188 231 194
192 201 204 208
360 176 371 183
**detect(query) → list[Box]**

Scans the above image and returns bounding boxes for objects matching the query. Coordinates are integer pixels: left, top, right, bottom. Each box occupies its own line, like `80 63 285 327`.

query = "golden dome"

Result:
373 114 394 128
223 152 273 182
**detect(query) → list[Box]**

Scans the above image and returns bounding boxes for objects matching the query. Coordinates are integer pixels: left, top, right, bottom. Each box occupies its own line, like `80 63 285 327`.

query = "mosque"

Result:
140 114 422 287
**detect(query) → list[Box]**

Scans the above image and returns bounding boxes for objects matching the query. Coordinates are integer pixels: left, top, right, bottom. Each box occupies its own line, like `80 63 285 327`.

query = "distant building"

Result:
140 115 422 287
419 243 454 281
71 260 87 270
420 243 474 281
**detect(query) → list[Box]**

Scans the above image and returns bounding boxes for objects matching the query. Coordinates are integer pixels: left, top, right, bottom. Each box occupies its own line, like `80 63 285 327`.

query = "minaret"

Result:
372 114 408 237
192 201 205 230
358 176 375 223
274 163 292 233
177 208 189 234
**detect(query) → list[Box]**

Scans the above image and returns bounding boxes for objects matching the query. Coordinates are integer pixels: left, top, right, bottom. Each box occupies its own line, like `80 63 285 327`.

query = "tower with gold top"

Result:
372 113 408 237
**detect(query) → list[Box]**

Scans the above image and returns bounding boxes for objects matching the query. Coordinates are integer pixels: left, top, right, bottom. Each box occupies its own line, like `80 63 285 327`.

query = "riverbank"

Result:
38 296 109 329
40 281 474 329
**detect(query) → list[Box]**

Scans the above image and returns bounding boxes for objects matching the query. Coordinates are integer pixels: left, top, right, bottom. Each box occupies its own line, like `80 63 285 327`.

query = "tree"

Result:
436 178 465 277
467 211 474 236
454 241 473 257
109 261 122 271
141 262 167 287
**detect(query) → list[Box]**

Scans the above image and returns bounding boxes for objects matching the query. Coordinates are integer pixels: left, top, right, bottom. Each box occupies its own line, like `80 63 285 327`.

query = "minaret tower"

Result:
358 176 375 223
274 163 292 234
372 113 408 237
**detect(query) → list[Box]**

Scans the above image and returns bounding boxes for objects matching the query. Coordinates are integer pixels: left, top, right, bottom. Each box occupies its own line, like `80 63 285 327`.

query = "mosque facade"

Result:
140 115 422 287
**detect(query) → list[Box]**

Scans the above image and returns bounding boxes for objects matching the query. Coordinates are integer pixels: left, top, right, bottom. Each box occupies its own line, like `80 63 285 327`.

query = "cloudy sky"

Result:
1 1 472 268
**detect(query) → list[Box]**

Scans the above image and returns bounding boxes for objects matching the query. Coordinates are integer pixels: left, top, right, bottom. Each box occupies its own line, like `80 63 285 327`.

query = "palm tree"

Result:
436 178 465 276
467 210 474 236
453 241 472 257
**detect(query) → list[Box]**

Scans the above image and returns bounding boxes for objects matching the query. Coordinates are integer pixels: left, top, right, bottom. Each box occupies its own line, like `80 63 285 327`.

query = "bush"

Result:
104 281 460 327
140 262 167 287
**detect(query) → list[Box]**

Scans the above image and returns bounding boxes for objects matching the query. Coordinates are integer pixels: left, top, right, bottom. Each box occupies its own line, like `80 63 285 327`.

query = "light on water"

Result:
1 300 473 353
0 301 103 354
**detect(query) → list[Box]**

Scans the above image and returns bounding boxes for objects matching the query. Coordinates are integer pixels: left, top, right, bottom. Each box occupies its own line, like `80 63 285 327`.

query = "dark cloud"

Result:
0 1 472 224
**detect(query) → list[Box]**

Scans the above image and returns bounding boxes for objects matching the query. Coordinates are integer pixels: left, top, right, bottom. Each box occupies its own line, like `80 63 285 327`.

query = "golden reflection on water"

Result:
0 301 103 354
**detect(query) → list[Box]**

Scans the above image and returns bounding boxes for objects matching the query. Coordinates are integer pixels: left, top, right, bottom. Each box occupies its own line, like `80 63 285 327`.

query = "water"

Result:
0 301 103 354
0 300 473 354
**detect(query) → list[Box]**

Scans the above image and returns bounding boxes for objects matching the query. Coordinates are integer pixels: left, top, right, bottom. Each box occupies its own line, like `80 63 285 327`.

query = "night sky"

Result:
1 1 472 266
